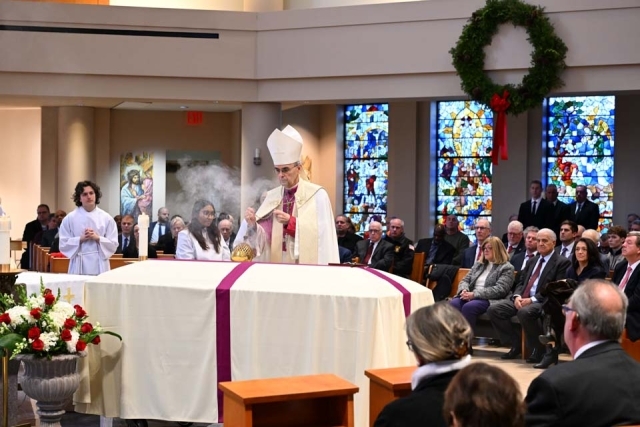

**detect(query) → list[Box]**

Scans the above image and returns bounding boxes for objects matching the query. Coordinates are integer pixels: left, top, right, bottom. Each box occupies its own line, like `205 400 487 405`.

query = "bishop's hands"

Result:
245 207 257 226
273 209 291 224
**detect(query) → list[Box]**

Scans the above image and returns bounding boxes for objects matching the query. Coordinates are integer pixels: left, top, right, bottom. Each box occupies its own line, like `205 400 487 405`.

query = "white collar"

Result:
411 355 471 390
573 340 609 359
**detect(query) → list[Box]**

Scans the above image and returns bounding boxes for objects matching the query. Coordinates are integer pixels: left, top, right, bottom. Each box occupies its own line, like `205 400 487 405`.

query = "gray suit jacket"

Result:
456 261 515 304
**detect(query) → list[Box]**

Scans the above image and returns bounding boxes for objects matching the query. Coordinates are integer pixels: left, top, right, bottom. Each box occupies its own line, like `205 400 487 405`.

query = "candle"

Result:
255 148 260 158
0 216 11 266
137 214 149 258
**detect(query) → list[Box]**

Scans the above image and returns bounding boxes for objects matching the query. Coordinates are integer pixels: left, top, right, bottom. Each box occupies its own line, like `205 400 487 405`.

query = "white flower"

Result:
48 302 75 330
28 296 45 310
39 332 59 352
6 306 33 326
65 330 79 354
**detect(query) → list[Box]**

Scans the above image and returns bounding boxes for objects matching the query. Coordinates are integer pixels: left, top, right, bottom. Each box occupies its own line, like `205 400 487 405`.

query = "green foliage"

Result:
449 0 568 116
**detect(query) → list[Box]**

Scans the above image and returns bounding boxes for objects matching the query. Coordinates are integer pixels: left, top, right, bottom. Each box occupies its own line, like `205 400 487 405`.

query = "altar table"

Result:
74 260 433 427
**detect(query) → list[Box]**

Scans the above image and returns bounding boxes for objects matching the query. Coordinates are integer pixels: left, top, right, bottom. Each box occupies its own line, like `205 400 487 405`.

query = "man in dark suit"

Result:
488 228 571 363
504 220 526 259
383 217 415 278
568 185 600 231
545 184 571 238
115 214 135 255
20 204 50 268
122 224 158 259
355 221 394 272
149 207 171 245
335 215 362 253
553 220 577 260
525 280 640 427
156 216 185 255
40 215 59 248
415 224 455 266
510 226 539 273
517 180 554 230
613 231 640 341
461 218 491 268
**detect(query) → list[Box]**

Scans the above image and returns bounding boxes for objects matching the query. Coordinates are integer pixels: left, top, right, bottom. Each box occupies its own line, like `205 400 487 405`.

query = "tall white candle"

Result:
255 148 260 158
138 214 149 258
0 216 11 266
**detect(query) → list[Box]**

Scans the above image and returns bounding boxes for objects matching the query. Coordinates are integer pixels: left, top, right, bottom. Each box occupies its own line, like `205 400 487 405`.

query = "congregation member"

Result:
156 216 185 255
554 220 577 259
461 219 491 268
217 212 236 244
116 215 135 255
599 230 610 254
113 214 122 233
355 221 394 271
373 303 472 427
415 224 455 266
568 185 599 230
629 213 640 232
613 231 640 342
503 220 525 259
443 216 470 266
517 180 553 230
335 215 362 253
20 204 50 268
218 219 234 251
59 180 118 275
510 227 538 272
525 280 640 426
176 199 230 261
536 237 607 369
631 220 640 232
488 229 570 363
40 214 58 248
606 225 626 271
123 224 158 259
545 184 570 238
444 363 524 427
149 207 171 245
54 209 67 225
576 224 585 239
384 217 415 278
500 214 518 245
242 125 339 264
581 229 610 271
450 236 514 333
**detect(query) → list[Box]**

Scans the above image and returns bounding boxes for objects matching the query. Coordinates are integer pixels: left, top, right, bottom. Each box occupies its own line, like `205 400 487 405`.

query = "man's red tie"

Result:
476 249 481 261
522 258 545 298
363 242 374 264
619 266 633 291
508 245 514 254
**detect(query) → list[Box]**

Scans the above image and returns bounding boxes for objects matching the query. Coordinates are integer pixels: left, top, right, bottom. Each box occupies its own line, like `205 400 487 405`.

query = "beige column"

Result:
41 107 59 209
244 0 282 11
57 107 96 213
240 103 281 212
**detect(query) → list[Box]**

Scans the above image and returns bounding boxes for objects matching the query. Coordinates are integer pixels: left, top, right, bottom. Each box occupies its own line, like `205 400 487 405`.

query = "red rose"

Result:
44 293 55 306
30 308 42 320
64 318 76 329
74 305 86 318
80 323 93 334
0 313 10 324
91 336 101 345
76 340 87 352
31 339 44 352
44 288 53 295
60 329 72 342
27 327 41 340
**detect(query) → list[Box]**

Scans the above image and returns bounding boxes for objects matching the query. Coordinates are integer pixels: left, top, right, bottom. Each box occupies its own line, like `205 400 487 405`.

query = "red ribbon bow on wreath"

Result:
489 90 511 165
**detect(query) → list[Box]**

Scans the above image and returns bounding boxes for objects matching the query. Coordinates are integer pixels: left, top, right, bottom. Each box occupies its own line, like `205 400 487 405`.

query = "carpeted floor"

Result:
17 344 571 426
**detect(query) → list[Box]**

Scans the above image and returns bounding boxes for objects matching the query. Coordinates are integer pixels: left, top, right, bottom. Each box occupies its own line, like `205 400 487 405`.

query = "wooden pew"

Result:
621 329 640 362
426 267 469 298
364 367 413 427
49 257 138 273
409 252 426 284
157 254 175 259
219 374 358 427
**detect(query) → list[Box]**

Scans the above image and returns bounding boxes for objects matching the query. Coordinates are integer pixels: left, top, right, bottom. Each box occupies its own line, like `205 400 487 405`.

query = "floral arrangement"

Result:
0 280 121 359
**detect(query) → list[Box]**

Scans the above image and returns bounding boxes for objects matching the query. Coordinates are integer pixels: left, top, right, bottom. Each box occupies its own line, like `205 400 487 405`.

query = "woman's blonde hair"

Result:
406 303 473 364
481 236 509 265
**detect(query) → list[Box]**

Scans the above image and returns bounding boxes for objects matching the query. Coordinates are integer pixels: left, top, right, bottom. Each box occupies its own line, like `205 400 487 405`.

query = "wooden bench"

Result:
219 374 358 427
364 366 413 427
49 257 138 273
621 329 640 362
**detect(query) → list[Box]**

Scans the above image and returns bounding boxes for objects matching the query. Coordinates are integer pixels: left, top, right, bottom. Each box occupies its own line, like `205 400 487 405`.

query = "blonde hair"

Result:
481 236 509 264
406 303 473 364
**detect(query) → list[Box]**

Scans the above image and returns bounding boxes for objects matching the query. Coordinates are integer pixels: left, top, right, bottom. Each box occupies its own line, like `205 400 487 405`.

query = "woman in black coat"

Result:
373 303 473 427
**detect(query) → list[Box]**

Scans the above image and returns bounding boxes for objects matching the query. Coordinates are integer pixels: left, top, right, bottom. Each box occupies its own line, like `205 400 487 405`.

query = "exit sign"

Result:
187 111 203 126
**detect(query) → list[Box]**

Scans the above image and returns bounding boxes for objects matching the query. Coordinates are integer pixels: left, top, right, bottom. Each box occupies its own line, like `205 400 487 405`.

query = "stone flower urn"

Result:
17 354 81 427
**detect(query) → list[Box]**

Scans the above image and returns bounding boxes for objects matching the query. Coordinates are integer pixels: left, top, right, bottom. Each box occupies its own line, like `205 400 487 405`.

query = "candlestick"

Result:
138 214 149 259
0 217 11 267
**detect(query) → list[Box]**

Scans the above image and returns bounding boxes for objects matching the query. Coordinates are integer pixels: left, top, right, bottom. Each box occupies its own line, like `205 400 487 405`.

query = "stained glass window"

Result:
546 96 615 230
436 101 493 241
343 103 389 235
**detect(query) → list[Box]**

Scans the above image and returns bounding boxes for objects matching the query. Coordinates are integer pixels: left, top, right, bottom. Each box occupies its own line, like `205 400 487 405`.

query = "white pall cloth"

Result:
17 272 86 306
74 260 433 427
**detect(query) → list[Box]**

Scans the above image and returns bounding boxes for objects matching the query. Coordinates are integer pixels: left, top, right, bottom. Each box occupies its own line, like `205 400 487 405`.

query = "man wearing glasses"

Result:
355 221 394 272
241 125 339 265
525 280 640 426
461 219 492 268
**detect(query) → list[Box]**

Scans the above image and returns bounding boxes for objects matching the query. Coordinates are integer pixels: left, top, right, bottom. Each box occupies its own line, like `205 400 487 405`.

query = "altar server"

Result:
239 125 339 264
59 181 118 275
176 199 230 261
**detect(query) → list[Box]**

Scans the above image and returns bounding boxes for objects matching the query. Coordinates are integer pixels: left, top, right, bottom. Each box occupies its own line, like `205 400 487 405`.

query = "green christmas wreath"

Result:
449 0 568 116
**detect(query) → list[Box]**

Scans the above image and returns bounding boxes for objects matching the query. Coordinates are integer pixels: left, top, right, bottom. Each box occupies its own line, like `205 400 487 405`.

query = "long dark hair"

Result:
188 199 221 253
571 238 600 271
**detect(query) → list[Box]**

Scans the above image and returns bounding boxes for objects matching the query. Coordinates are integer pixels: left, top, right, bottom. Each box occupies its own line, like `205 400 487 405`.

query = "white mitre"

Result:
267 125 303 166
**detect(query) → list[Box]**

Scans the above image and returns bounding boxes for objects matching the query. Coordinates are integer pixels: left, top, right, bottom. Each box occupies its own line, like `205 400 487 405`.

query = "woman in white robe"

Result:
176 199 230 261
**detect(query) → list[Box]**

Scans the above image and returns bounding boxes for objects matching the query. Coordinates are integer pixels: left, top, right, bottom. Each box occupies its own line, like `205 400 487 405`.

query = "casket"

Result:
74 260 433 427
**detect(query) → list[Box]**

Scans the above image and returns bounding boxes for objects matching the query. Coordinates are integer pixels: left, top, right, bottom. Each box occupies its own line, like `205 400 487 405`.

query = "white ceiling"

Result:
113 101 242 112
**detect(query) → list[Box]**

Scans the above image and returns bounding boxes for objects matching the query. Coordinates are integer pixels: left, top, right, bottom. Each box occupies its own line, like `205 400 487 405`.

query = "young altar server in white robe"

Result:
238 125 339 265
176 199 231 261
59 181 118 275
